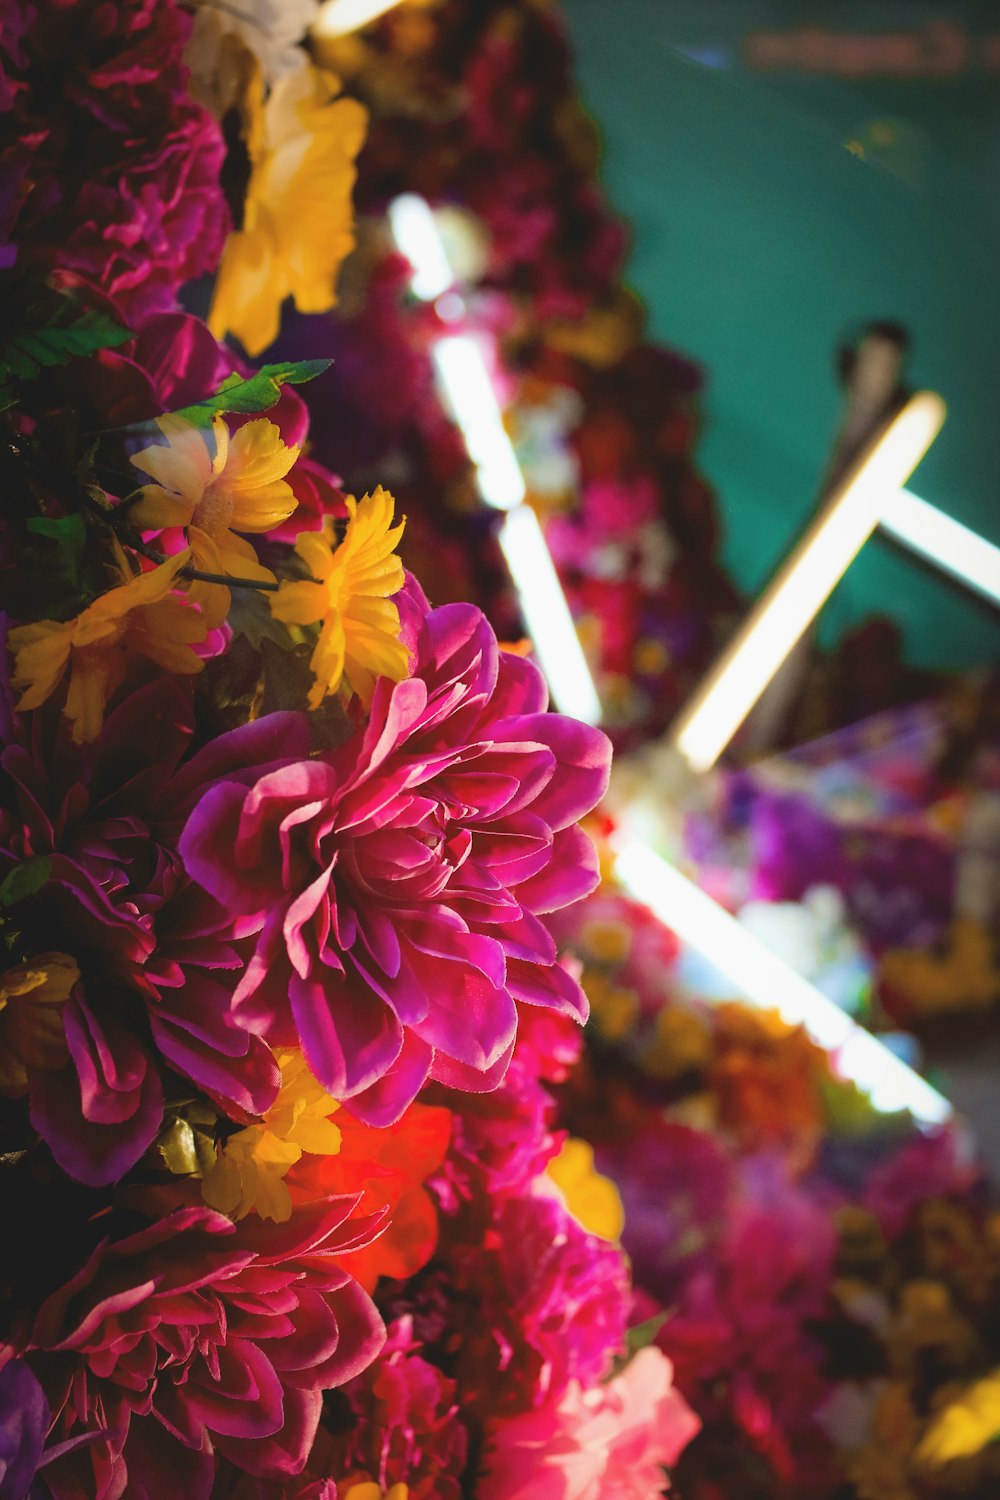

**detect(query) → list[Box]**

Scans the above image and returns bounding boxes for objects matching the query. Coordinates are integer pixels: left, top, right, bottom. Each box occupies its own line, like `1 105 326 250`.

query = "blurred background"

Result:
565 0 1000 668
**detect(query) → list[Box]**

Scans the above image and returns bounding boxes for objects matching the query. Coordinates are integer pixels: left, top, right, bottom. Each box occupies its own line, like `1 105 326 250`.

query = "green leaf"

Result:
126 360 332 432
625 1312 668 1357
0 306 132 391
25 513 87 590
0 856 52 908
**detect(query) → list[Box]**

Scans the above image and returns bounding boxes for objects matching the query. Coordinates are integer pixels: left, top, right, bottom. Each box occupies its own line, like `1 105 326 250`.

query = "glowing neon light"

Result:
882 489 1000 607
672 392 947 773
612 836 952 1125
314 0 404 37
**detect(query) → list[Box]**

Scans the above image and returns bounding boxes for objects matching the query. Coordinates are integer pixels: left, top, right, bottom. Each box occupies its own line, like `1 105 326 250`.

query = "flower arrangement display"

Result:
549 858 1000 1499
1 1 994 1499
0 3 704 1497
284 0 744 750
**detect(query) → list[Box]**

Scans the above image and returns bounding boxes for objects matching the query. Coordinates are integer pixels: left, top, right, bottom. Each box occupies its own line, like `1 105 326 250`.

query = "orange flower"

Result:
288 1100 452 1293
0 953 78 1096
270 487 409 707
711 1002 827 1169
130 414 299 621
8 550 206 743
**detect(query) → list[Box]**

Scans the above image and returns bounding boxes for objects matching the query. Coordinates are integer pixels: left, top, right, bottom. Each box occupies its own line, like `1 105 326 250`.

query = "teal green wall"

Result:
564 1 1000 668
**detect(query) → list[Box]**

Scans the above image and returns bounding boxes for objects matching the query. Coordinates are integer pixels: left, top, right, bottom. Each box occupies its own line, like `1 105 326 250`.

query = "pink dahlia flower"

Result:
0 669 294 1185
181 599 611 1123
478 1347 700 1500
0 0 227 318
24 1199 385 1500
321 1316 468 1500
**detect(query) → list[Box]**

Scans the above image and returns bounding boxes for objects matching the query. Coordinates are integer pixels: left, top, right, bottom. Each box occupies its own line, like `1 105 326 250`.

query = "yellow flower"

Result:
0 953 78 1096
202 1048 343 1222
341 1485 408 1500
917 1368 1000 1467
8 550 206 743
641 1005 713 1081
582 971 638 1043
271 487 409 708
209 62 368 355
130 414 299 612
546 1137 624 1242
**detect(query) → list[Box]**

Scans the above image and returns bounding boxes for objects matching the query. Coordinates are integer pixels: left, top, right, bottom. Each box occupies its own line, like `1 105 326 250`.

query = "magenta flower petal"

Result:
180 601 611 1118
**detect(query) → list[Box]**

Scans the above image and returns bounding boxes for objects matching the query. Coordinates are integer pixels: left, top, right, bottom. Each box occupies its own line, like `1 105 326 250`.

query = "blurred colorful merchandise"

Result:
552 859 1000 1499
683 688 1000 1026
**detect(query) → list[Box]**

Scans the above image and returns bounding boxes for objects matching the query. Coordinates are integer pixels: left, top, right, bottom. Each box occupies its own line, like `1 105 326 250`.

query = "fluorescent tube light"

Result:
882 489 1000 608
499 505 603 724
612 836 952 1125
431 336 526 511
388 193 454 302
671 392 946 773
314 0 404 37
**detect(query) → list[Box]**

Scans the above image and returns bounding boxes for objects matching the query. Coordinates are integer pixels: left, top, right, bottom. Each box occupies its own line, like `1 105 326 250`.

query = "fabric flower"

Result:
545 1137 624 1242
0 1352 104 1500
0 676 289 1184
296 1102 452 1293
209 63 367 355
203 1047 342 1222
340 1486 408 1500
916 1367 1000 1467
324 1318 466 1500
0 953 77 1096
0 0 228 318
0 1353 49 1500
478 1348 699 1500
186 0 321 115
7 550 206 743
130 414 300 612
270 489 408 708
180 596 611 1123
23 1201 385 1500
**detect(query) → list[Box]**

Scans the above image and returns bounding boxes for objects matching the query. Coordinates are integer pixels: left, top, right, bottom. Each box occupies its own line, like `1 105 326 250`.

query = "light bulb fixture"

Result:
612 836 952 1126
313 0 405 38
882 488 1000 608
672 391 947 773
499 506 603 724
431 337 526 512
387 193 601 717
387 193 454 302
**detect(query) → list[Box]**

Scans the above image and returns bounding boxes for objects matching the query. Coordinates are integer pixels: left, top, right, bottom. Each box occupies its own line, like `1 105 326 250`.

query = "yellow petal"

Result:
130 417 214 503
9 620 74 710
64 648 128 744
269 578 328 628
546 1137 625 1242
128 486 196 532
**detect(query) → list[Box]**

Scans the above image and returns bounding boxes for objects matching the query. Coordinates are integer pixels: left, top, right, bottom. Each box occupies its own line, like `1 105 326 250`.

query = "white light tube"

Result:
499 505 603 724
612 836 952 1125
386 194 601 718
388 193 454 302
881 489 1000 607
313 0 404 37
432 336 526 510
672 392 947 773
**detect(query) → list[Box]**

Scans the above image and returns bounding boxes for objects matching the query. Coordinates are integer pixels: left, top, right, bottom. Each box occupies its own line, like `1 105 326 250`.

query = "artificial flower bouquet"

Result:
0 2 702 1497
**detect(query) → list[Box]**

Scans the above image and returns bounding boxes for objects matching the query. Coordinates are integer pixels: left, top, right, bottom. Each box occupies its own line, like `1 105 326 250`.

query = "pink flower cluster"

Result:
181 592 610 1124
0 0 227 316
